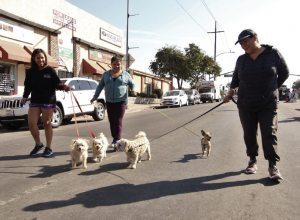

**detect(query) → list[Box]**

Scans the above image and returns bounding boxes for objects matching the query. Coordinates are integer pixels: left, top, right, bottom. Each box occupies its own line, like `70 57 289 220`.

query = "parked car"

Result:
185 89 201 105
160 90 188 107
0 78 106 130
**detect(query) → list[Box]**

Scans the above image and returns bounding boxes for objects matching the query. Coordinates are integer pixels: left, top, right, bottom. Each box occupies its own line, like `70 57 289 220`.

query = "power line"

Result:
201 0 217 21
175 0 214 46
175 0 207 32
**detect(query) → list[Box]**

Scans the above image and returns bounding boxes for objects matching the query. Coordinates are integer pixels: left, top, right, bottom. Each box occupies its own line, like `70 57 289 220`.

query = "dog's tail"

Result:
98 133 105 139
135 131 146 139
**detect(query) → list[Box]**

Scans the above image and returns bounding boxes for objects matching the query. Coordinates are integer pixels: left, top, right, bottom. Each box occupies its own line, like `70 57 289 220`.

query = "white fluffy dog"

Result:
70 138 89 169
115 131 151 169
92 133 109 162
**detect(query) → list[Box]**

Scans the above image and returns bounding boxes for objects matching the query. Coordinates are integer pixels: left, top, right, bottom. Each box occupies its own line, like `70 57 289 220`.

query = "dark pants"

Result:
238 108 280 162
106 103 127 141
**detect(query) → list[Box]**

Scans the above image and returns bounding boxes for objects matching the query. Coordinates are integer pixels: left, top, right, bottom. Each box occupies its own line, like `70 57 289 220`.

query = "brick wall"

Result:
49 33 58 61
74 41 81 77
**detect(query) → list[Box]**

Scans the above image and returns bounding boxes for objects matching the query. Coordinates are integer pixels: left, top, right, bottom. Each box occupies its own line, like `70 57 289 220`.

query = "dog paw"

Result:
132 165 136 169
137 160 141 163
93 158 98 162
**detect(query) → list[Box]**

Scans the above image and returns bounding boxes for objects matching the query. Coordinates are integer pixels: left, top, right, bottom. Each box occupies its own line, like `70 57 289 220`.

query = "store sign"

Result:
89 48 113 64
100 28 122 47
0 17 34 44
58 33 73 70
53 9 76 31
197 81 214 87
58 33 73 59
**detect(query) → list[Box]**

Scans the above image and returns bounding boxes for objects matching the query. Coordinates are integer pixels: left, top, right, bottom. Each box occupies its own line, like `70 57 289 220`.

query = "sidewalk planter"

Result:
128 97 160 104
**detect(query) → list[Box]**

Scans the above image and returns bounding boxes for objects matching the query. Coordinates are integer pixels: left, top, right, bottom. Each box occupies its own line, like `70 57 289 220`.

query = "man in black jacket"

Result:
224 29 289 180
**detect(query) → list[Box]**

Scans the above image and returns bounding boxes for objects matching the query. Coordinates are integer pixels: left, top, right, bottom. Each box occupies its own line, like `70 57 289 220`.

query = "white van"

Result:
197 81 221 103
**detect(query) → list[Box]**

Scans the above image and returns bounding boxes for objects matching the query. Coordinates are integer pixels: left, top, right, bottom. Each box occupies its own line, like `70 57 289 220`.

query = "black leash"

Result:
132 97 237 146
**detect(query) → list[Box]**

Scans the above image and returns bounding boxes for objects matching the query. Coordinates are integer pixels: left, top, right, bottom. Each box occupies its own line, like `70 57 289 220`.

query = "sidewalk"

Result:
71 103 163 122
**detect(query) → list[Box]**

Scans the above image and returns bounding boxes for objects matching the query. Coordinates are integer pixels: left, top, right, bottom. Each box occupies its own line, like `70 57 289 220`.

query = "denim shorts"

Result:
29 103 56 110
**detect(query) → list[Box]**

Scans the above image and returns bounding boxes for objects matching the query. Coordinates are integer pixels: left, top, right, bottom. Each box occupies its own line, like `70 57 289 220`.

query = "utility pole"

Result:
208 21 224 80
126 0 129 72
126 0 138 72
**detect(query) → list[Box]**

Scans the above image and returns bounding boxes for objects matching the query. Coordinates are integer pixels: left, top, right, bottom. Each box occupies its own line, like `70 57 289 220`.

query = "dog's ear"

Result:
201 130 206 136
71 139 77 145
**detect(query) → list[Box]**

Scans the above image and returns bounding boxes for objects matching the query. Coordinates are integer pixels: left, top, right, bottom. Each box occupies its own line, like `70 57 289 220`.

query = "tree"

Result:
184 43 222 87
149 45 190 89
292 79 300 90
185 43 205 88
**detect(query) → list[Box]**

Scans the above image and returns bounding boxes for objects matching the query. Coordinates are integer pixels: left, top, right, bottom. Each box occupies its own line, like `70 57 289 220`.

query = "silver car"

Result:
186 89 201 105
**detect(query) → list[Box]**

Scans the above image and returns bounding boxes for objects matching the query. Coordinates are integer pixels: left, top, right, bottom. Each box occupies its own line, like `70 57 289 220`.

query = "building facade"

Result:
0 0 171 98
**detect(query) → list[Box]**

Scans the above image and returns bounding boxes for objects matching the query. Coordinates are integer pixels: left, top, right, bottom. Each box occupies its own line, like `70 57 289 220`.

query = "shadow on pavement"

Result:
172 154 200 163
0 151 70 161
23 170 280 211
278 117 300 123
78 162 130 176
28 164 72 178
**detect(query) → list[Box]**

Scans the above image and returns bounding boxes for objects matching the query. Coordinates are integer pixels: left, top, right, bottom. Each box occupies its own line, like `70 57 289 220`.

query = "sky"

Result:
66 0 300 89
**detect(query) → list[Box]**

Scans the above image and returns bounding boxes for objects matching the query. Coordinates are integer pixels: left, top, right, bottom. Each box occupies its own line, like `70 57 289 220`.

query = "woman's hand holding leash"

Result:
90 98 97 104
224 88 235 103
21 98 27 106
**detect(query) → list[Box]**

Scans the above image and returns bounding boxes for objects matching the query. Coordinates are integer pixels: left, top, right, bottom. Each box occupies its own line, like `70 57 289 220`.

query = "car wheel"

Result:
0 122 23 130
51 105 63 128
202 100 206 103
92 102 105 121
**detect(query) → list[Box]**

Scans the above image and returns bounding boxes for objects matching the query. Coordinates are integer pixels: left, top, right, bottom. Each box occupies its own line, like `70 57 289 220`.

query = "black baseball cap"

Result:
235 29 257 45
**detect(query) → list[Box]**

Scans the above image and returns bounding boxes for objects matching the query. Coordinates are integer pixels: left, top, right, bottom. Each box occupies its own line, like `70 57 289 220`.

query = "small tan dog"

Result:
92 133 109 162
115 131 151 169
201 129 212 157
70 138 89 169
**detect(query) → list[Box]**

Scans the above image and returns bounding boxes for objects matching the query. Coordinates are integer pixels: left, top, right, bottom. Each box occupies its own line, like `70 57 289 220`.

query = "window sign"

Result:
0 17 34 44
0 63 16 96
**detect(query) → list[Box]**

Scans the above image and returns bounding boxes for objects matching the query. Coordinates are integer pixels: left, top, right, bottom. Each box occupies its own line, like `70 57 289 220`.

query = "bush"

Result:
153 89 163 98
150 93 158 98
139 92 149 97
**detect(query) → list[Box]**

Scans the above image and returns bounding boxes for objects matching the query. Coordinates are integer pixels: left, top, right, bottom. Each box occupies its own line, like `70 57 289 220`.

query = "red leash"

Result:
59 83 96 139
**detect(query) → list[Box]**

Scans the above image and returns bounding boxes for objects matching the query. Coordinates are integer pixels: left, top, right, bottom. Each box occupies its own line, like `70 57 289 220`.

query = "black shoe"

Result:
30 143 45 156
42 147 53 157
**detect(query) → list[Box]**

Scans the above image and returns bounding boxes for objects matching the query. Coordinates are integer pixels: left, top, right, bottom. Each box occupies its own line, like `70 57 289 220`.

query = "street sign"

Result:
224 74 233 77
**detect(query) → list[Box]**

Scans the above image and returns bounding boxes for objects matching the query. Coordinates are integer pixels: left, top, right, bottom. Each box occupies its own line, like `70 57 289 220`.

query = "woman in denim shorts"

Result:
21 49 70 157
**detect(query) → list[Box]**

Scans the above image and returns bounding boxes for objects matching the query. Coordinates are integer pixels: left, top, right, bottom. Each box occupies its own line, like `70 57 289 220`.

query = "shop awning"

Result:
83 59 105 75
0 39 31 63
24 46 58 68
97 62 111 71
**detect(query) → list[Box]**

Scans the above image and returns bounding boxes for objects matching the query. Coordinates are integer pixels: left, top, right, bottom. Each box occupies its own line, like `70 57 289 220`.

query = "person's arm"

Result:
50 67 70 91
127 72 136 92
224 59 239 103
90 74 105 104
275 49 289 88
22 69 32 105
126 72 136 95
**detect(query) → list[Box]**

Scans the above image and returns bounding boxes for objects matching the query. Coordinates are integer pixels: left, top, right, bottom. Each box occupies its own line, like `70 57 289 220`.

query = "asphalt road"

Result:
1 101 300 220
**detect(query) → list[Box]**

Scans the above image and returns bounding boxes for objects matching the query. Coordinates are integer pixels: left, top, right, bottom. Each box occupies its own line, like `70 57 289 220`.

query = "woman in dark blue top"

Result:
224 29 289 180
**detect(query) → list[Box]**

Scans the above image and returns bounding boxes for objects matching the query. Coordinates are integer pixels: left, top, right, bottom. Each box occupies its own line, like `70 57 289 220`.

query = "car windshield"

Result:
199 88 212 93
164 91 180 97
185 90 194 95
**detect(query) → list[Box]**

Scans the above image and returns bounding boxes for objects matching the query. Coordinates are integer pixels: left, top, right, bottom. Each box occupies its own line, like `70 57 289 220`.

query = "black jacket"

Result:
230 45 289 111
23 66 64 104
